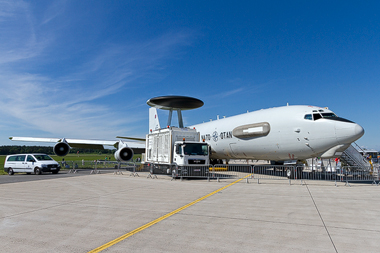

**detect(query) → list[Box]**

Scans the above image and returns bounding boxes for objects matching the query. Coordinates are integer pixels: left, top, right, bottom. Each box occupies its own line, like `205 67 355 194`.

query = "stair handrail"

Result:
342 144 370 170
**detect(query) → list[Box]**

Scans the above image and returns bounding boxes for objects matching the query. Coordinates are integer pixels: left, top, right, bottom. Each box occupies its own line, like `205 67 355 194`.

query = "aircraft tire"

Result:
286 168 294 179
8 168 14 175
35 167 41 175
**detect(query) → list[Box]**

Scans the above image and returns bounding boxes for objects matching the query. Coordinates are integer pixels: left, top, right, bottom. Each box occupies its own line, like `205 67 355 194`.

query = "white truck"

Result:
144 127 210 176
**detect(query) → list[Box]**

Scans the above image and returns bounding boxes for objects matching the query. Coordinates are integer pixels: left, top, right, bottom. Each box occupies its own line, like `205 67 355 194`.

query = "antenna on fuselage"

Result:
147 96 204 128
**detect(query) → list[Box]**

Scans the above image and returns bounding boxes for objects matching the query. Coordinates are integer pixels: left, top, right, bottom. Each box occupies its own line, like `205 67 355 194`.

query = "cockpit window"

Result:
304 114 312 120
321 113 337 118
313 113 337 120
306 112 353 123
313 113 322 120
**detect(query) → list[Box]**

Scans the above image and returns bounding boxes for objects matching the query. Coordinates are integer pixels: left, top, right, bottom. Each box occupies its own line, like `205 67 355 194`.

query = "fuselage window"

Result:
304 114 312 120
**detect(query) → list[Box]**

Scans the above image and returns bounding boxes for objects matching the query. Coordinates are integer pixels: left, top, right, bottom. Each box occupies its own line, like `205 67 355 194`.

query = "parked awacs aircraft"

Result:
10 96 364 165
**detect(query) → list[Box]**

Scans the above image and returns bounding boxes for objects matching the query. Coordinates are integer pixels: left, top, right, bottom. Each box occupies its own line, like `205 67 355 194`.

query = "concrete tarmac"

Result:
0 173 380 252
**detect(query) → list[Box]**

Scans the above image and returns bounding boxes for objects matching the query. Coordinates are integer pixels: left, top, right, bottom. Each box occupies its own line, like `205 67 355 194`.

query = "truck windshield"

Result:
183 144 209 156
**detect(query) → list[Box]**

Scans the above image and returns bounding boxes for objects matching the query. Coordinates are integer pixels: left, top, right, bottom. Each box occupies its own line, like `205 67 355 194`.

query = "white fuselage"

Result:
191 105 364 161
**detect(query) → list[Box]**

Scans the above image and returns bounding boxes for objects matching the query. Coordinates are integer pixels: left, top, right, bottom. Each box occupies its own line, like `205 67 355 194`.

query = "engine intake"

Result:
54 142 70 156
114 147 134 162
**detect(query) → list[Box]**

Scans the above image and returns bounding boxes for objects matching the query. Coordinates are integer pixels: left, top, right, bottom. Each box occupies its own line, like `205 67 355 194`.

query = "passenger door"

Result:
13 155 27 173
25 155 36 173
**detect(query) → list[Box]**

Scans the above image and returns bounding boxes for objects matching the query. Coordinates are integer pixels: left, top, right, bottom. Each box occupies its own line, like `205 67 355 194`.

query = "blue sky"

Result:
1 0 379 150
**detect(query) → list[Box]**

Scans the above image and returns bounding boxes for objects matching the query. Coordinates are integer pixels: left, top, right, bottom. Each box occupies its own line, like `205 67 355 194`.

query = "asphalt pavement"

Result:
0 169 91 184
1 172 379 252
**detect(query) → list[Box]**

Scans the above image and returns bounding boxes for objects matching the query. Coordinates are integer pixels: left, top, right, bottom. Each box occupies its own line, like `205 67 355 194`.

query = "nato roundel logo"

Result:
212 131 218 142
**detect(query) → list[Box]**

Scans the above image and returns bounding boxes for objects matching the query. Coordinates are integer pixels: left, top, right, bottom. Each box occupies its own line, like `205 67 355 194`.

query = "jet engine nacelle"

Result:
114 146 134 162
54 142 70 156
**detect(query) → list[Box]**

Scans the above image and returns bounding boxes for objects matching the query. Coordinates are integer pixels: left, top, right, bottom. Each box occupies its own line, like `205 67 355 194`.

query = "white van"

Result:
4 154 61 175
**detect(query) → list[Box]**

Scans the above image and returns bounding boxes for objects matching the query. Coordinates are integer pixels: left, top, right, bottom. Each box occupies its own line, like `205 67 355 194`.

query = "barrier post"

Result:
345 173 351 187
91 160 99 174
114 162 123 175
130 162 139 177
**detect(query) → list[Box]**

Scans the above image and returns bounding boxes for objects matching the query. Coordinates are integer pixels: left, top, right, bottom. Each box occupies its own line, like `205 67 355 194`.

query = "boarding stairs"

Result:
340 143 371 170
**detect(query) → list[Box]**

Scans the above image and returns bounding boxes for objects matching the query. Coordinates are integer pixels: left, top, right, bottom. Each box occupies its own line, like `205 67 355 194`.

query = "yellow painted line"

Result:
88 174 251 253
209 167 228 171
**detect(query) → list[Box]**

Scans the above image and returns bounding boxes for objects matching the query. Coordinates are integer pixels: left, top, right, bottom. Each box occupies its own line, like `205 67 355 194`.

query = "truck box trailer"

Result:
144 127 210 175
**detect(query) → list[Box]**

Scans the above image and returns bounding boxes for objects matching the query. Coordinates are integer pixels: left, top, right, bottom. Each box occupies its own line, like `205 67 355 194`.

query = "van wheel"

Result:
35 168 41 175
8 168 14 175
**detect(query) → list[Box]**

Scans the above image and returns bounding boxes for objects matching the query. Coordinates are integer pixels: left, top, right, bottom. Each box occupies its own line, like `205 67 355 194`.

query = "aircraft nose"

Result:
335 122 364 143
354 124 364 139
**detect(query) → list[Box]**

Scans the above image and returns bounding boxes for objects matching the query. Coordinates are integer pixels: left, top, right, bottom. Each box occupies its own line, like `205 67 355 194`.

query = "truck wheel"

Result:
8 168 14 175
210 159 218 165
35 167 41 175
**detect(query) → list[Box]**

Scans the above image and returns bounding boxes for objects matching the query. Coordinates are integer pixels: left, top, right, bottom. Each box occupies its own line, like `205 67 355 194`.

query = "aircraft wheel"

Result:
286 168 294 179
35 167 41 175
8 168 14 175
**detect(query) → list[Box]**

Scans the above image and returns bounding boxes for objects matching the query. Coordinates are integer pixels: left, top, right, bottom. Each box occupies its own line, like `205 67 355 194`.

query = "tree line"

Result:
0 146 116 156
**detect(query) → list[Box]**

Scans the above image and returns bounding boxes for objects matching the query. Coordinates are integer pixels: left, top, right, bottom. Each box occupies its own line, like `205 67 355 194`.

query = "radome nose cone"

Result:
354 124 365 139
335 122 365 143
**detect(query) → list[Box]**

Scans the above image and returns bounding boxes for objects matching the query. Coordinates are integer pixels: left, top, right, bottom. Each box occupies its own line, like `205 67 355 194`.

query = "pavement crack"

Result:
305 183 338 253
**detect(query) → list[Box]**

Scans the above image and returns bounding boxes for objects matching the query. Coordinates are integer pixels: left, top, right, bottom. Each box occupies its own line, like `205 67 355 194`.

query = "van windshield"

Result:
34 155 54 161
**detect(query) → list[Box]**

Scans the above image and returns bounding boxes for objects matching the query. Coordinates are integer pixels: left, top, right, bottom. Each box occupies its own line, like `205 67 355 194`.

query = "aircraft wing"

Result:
116 136 146 141
9 136 145 150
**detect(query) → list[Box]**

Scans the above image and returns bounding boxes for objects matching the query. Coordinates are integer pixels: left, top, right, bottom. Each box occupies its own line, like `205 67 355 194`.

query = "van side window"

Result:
7 156 17 161
17 155 26 162
27 155 35 162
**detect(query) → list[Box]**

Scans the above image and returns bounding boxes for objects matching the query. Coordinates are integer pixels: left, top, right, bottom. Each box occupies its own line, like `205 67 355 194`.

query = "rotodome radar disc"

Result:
147 96 204 110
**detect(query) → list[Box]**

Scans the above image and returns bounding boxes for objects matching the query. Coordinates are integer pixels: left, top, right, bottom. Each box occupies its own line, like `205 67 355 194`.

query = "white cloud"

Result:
0 1 192 144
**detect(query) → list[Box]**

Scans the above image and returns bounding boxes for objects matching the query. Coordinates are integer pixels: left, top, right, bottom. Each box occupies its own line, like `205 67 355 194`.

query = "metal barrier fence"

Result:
60 160 380 185
172 164 380 185
174 164 252 181
61 160 147 175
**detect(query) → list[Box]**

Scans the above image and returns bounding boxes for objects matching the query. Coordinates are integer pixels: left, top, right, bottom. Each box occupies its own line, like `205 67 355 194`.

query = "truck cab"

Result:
173 141 210 166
